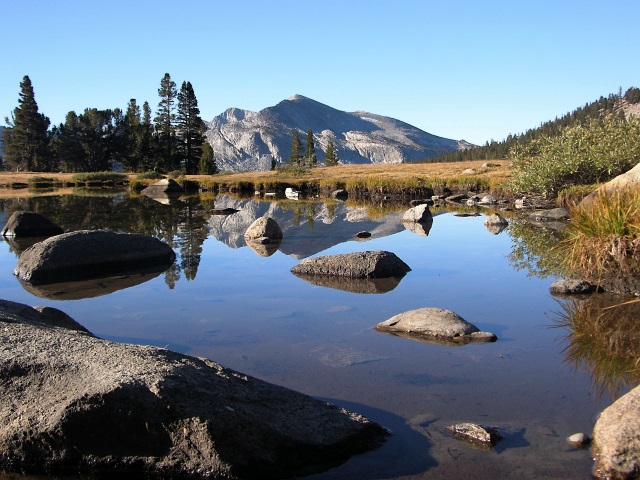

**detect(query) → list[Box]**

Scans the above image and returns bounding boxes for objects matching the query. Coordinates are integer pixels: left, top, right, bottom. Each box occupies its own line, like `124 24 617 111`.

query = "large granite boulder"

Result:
290 251 411 279
581 162 640 208
593 384 640 479
244 217 283 241
0 299 387 479
375 308 497 345
14 230 176 285
401 204 432 223
1 211 64 237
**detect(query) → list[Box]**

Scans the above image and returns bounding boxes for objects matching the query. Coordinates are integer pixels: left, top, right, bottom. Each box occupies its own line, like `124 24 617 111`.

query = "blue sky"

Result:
3 0 639 146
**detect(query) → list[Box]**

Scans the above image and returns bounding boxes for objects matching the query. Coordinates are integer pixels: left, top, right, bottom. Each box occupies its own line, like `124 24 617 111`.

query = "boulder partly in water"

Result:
290 251 411 279
14 230 176 285
1 211 64 238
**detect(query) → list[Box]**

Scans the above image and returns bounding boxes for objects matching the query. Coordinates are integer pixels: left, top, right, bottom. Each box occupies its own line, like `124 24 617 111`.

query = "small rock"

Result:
291 251 411 279
478 194 497 205
484 214 509 226
449 423 502 449
355 231 372 239
529 208 569 222
550 279 599 295
567 432 590 449
409 199 434 207
461 168 476 175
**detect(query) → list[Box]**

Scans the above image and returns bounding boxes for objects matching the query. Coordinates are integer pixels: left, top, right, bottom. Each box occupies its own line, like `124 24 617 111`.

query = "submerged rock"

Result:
0 299 388 479
529 208 569 222
375 308 497 345
1 211 64 238
290 251 411 279
449 423 502 449
567 432 590 449
14 230 176 285
593 383 640 479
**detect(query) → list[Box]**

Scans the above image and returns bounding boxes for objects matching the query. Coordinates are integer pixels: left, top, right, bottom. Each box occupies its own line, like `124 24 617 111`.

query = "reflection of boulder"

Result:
292 272 405 294
375 308 497 345
246 238 281 257
290 251 411 278
1 211 64 237
19 268 166 300
0 299 388 479
484 215 509 235
14 230 176 285
403 216 433 236
2 235 50 255
485 223 507 235
143 191 183 205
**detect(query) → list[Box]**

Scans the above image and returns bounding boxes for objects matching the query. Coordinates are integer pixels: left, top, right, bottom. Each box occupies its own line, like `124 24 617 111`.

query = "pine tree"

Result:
176 81 205 174
154 73 178 172
122 99 141 172
325 138 338 166
304 128 317 167
289 130 303 165
3 75 52 171
139 102 154 171
199 142 217 174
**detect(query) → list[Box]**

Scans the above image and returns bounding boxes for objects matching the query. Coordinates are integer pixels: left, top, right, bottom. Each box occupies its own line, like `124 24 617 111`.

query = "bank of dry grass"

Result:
0 161 513 198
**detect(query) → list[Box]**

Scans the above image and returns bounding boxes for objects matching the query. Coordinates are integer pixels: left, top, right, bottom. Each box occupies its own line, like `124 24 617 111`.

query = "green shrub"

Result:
509 117 640 196
71 172 128 183
136 171 164 180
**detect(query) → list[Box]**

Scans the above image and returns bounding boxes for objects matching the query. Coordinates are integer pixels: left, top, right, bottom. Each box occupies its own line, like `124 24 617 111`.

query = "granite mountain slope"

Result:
205 95 472 172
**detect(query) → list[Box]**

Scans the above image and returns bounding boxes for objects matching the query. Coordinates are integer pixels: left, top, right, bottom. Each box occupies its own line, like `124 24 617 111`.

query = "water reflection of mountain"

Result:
207 196 406 259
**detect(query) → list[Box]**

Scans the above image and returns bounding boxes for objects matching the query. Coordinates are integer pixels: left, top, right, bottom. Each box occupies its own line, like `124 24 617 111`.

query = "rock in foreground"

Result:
290 251 411 278
375 308 497 345
14 230 176 285
449 423 502 450
0 299 387 479
593 384 640 479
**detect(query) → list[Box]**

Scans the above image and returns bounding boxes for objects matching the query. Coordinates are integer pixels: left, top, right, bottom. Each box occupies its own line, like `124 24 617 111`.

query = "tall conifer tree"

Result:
325 138 338 166
3 75 52 171
304 129 317 167
289 130 302 166
154 73 178 172
176 81 205 174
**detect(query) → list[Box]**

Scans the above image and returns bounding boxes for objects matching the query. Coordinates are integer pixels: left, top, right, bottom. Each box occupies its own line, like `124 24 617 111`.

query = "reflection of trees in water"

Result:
553 295 640 399
0 193 209 286
278 201 318 230
506 220 568 278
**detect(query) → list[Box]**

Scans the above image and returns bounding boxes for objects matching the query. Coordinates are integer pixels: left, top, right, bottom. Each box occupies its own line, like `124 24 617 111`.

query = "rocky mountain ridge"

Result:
205 95 473 172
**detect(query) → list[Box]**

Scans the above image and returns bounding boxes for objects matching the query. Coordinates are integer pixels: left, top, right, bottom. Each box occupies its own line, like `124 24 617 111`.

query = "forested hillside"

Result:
418 87 640 163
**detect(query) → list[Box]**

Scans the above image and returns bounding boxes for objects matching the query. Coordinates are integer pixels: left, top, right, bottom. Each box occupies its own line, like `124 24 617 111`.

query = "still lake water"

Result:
0 191 626 479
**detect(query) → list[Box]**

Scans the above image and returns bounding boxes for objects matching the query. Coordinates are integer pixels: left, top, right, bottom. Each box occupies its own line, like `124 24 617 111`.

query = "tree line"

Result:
415 86 640 164
287 129 339 169
2 74 217 174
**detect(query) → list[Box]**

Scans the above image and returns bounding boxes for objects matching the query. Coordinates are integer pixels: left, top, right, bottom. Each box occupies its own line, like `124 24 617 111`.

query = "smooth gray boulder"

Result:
290 251 411 279
484 213 508 226
14 230 176 285
1 211 64 237
0 299 387 479
375 308 497 345
244 217 283 241
593 384 640 479
401 204 432 223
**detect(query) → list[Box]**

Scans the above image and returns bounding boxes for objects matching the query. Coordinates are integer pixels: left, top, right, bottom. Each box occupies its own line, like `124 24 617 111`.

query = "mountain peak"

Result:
206 96 467 172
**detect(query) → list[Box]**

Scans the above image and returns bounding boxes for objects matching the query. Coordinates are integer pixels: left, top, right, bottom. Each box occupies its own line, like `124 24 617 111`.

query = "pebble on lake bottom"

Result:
567 432 590 449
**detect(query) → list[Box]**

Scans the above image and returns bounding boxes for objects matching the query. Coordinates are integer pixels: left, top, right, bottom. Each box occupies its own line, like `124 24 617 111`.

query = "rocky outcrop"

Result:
290 251 411 279
205 95 470 172
0 299 387 479
593 384 640 479
375 308 497 345
1 211 64 237
14 230 176 285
